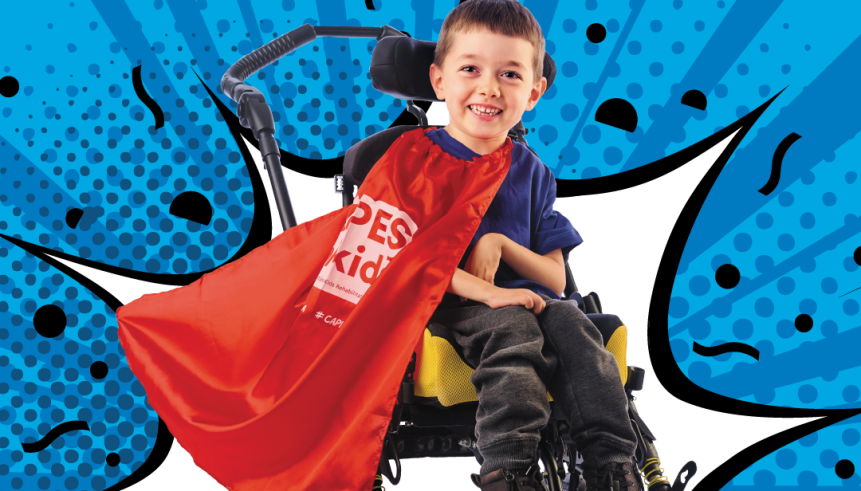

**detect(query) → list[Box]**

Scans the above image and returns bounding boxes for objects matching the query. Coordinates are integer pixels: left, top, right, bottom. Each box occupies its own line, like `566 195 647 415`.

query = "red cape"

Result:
117 128 513 490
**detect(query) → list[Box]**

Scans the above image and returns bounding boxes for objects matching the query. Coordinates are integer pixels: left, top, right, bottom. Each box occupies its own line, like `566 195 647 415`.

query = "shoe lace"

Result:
595 463 633 489
597 467 615 489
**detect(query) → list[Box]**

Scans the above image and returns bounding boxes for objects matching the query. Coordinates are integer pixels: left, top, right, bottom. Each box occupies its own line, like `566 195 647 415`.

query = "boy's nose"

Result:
477 76 501 98
478 84 500 98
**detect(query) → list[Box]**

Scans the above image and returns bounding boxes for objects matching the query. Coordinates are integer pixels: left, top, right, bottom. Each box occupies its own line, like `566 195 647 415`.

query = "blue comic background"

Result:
0 0 857 489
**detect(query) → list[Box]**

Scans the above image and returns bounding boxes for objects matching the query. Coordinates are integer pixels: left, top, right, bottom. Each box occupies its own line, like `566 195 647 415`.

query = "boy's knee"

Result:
542 299 584 319
493 306 543 342
540 300 604 344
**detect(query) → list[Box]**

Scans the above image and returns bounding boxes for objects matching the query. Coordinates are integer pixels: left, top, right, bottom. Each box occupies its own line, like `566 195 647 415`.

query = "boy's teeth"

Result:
470 105 501 115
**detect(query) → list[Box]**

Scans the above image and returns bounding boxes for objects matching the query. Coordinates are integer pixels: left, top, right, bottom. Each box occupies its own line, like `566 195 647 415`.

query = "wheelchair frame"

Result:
220 23 694 491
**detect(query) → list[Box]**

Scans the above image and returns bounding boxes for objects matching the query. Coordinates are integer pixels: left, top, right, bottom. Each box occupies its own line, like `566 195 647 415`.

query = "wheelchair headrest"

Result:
370 34 557 102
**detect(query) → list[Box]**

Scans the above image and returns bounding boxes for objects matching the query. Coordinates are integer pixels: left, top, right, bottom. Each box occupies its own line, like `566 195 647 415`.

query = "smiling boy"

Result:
424 1 640 490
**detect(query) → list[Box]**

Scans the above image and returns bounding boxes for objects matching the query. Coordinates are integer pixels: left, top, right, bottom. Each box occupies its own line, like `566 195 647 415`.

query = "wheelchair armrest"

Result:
564 291 602 315
582 292 602 314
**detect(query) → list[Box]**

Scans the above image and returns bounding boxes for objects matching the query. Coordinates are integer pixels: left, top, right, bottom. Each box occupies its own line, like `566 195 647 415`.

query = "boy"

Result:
426 1 639 490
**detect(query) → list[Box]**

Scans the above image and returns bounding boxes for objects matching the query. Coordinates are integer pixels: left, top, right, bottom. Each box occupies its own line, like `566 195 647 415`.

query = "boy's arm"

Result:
446 268 495 303
467 233 566 296
446 268 546 314
500 238 566 296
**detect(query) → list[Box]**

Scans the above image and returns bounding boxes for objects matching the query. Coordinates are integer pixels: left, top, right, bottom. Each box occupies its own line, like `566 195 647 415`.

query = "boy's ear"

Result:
525 76 547 111
429 63 445 100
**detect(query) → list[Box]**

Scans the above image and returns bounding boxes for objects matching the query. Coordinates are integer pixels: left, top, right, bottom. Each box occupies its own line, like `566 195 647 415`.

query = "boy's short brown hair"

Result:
433 0 545 84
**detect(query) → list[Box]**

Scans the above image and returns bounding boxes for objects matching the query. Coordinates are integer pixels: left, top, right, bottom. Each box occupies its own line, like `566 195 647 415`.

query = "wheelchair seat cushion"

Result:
414 314 628 407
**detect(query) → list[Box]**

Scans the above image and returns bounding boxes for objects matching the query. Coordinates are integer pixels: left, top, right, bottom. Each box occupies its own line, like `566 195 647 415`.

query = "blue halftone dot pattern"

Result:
0 238 160 490
669 134 861 406
631 2 861 487
533 1 861 181
724 415 861 488
620 1 861 175
0 1 265 275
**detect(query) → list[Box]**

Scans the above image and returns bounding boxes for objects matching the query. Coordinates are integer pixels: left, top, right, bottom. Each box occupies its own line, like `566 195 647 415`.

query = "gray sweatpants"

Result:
429 295 638 475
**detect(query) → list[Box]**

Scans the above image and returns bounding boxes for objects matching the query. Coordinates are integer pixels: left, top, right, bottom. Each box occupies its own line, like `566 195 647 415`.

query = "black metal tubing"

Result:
539 440 563 491
220 24 407 231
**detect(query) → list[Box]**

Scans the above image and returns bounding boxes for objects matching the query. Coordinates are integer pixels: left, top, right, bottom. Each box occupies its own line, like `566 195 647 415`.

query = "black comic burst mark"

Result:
106 452 121 466
837 460 856 479
0 233 175 491
169 191 214 226
697 412 861 490
0 76 19 97
681 90 707 111
556 89 784 197
758 132 802 195
795 314 813 333
715 263 740 289
22 421 91 453
65 207 84 228
0 71 273 286
587 23 607 43
33 304 67 338
595 98 638 132
90 361 110 379
693 341 760 361
131 65 165 129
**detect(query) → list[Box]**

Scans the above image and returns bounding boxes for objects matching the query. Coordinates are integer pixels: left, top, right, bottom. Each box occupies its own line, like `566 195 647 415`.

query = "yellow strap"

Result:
640 458 670 488
373 474 386 491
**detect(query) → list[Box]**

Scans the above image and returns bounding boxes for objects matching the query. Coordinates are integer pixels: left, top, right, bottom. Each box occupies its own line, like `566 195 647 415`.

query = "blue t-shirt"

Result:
427 128 583 309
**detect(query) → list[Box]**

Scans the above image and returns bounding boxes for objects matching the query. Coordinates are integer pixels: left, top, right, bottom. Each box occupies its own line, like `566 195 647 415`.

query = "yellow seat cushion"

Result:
605 324 628 386
414 322 628 407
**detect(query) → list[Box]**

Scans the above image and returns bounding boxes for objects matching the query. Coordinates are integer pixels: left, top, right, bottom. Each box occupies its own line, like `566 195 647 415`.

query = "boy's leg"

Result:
430 302 556 476
536 296 638 469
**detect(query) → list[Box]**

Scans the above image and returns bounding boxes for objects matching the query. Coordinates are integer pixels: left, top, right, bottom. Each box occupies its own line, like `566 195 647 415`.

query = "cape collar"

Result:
420 127 513 165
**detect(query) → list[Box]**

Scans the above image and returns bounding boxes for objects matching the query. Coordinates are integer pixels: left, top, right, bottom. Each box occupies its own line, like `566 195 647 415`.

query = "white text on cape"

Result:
315 194 418 305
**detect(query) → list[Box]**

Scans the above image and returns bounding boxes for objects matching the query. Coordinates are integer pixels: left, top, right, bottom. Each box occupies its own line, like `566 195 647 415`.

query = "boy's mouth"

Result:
468 105 503 120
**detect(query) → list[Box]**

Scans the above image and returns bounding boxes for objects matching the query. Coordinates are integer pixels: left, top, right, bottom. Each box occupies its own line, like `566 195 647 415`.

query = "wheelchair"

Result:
221 23 695 491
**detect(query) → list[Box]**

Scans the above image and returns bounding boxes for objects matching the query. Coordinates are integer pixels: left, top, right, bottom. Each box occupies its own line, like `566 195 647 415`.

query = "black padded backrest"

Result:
343 125 440 187
369 35 557 102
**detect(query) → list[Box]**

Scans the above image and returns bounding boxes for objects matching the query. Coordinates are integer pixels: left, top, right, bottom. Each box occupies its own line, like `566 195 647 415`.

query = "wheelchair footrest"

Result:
387 426 475 459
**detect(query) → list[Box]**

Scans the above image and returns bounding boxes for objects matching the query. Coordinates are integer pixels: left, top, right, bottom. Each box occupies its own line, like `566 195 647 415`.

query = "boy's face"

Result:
429 26 547 155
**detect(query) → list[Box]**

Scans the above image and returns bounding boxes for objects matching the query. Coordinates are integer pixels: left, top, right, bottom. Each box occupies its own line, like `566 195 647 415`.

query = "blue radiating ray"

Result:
0 236 170 490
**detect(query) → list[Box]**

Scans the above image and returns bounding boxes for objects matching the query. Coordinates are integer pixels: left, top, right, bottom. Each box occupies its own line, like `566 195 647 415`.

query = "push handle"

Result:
220 24 407 231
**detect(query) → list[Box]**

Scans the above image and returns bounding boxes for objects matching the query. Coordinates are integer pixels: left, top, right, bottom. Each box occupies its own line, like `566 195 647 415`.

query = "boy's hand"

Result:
484 287 546 314
465 233 506 286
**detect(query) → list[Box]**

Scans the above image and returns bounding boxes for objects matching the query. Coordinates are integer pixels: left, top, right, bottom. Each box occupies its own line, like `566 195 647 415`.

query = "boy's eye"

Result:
460 66 521 79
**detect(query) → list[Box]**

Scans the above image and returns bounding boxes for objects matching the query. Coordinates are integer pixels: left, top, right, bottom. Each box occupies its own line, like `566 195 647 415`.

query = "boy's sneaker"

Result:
582 461 638 491
470 465 544 491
